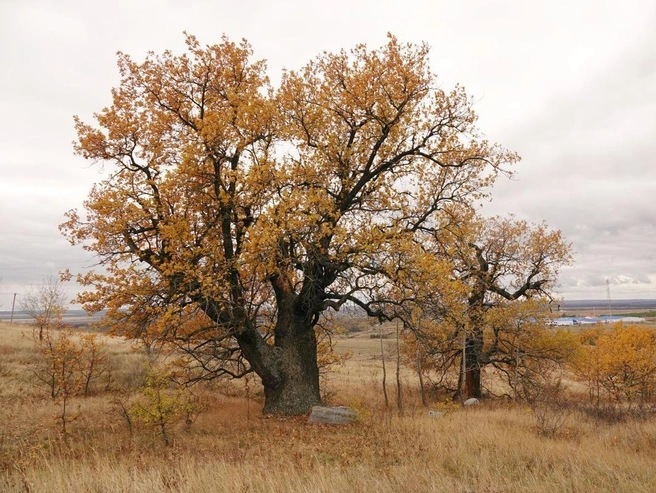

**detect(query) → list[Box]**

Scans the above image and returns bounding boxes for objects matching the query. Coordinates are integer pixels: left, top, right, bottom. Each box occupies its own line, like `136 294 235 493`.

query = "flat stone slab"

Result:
308 406 358 425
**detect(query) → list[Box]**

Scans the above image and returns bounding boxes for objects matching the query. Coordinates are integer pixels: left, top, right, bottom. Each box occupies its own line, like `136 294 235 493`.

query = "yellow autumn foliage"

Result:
573 323 656 405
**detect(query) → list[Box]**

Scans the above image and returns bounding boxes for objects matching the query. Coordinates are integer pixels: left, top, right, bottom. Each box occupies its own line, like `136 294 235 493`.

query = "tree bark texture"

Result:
465 328 484 399
261 322 322 415
231 276 323 415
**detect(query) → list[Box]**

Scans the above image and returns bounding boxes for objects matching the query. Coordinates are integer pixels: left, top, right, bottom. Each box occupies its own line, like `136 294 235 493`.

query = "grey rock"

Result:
463 398 480 406
308 406 358 425
428 410 444 418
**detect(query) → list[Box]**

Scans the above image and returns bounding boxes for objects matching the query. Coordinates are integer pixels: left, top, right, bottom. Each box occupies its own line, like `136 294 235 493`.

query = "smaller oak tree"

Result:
402 209 574 399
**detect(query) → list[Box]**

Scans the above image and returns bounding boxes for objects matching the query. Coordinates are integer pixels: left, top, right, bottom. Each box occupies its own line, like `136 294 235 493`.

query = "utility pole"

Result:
513 321 521 400
10 293 17 323
462 324 467 400
395 319 403 413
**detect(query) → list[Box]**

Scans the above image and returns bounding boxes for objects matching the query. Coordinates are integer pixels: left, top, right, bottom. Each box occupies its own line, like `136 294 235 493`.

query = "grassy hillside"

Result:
1 321 655 492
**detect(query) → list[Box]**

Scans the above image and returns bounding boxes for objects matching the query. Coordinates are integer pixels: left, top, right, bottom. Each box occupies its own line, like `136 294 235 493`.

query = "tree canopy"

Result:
62 34 520 415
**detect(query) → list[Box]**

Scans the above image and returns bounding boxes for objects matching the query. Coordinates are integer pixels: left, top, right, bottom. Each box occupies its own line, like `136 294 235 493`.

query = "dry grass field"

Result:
1 321 656 492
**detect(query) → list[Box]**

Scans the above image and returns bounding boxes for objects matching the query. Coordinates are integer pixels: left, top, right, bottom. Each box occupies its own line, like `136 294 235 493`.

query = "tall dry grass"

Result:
1 321 655 492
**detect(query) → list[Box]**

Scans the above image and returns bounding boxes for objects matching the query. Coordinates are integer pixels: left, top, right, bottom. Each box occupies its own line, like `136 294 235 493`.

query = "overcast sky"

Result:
1 0 655 308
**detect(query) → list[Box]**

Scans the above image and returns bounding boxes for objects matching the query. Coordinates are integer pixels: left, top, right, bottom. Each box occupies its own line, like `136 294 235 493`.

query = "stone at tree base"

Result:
308 406 358 424
463 398 480 406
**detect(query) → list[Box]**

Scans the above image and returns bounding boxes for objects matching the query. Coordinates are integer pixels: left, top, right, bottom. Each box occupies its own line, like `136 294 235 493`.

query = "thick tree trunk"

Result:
236 305 322 416
219 265 328 416
248 271 324 415
262 321 322 415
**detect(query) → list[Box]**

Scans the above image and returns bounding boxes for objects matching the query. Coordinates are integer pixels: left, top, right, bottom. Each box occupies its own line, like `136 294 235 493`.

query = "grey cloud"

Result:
481 24 656 299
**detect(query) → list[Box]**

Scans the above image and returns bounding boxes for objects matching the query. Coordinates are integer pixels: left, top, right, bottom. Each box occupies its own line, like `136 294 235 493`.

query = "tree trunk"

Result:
465 328 483 399
261 324 322 415
237 306 322 416
211 268 326 416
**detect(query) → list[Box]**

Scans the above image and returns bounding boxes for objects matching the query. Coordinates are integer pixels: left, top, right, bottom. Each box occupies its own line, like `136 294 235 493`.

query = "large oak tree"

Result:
61 34 517 415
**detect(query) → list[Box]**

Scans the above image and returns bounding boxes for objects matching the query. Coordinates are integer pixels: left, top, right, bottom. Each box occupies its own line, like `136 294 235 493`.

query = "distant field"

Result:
0 309 106 324
561 299 656 310
1 320 655 492
559 299 656 316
